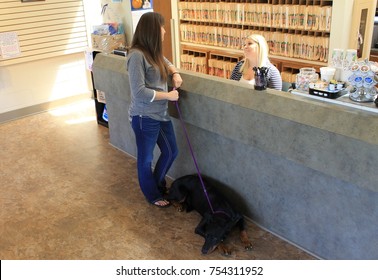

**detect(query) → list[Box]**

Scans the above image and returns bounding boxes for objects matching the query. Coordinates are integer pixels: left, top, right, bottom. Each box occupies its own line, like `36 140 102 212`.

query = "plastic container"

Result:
320 67 336 82
295 68 318 91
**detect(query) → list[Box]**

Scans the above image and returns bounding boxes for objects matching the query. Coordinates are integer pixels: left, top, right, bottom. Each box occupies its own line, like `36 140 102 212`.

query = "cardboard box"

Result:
91 34 126 53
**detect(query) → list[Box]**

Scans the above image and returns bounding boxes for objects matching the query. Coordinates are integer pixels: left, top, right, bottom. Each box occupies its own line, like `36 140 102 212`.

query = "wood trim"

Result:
153 1 173 62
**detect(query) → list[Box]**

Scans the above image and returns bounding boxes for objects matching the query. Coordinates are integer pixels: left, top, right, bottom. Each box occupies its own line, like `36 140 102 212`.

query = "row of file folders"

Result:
180 54 314 82
180 25 329 62
179 3 332 32
180 54 236 79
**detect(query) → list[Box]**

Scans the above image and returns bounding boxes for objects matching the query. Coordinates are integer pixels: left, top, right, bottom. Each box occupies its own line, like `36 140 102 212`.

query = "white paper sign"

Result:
84 49 94 71
0 32 21 59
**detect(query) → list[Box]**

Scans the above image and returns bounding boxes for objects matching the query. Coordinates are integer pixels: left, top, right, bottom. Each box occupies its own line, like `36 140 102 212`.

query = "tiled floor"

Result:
0 98 315 260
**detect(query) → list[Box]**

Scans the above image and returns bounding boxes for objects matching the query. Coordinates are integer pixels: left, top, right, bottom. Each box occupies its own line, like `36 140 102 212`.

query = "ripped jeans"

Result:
131 115 178 203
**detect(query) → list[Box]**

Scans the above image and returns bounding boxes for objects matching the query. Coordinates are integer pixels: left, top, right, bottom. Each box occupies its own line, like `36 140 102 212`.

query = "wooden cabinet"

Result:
154 1 174 62
370 48 378 62
177 0 334 82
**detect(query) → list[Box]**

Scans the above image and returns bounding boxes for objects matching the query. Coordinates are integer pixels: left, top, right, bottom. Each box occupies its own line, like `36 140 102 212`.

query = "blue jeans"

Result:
131 116 178 203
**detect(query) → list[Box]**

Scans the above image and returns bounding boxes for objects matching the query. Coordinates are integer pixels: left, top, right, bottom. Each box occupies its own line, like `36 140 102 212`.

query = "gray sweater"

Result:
127 49 173 121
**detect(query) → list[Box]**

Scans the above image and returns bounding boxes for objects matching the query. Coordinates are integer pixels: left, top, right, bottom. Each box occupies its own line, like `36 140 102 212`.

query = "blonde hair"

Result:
240 34 269 74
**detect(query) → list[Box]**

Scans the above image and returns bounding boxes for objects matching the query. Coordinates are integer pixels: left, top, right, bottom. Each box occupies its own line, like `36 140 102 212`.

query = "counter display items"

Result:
295 66 344 99
347 60 378 102
91 3 126 53
294 48 378 105
295 68 318 91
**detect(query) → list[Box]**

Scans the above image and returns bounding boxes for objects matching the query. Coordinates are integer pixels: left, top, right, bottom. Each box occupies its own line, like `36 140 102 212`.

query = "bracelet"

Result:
172 72 180 76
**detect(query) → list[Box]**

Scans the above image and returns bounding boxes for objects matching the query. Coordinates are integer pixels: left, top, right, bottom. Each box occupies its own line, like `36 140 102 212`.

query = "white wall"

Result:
100 0 133 46
100 0 155 47
0 0 102 117
329 0 355 54
0 0 142 118
0 53 91 114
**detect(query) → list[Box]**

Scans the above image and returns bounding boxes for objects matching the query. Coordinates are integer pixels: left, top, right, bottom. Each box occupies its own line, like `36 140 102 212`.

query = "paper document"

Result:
0 32 21 59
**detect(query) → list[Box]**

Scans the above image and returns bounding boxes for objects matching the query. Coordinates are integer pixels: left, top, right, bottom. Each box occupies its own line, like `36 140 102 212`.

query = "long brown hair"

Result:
130 12 168 81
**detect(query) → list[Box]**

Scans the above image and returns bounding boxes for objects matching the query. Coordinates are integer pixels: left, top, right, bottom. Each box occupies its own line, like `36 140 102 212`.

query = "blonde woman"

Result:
230 34 282 90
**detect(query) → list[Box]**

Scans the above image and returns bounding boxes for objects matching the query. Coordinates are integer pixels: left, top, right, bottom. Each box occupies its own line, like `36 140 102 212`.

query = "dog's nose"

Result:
201 237 220 254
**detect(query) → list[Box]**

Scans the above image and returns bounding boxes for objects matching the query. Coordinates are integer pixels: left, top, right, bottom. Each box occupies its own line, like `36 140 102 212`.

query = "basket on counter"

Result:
91 34 126 53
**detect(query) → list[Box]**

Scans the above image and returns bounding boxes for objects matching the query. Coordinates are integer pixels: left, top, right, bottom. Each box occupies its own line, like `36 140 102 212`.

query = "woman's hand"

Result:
172 73 183 88
154 89 179 101
167 89 179 101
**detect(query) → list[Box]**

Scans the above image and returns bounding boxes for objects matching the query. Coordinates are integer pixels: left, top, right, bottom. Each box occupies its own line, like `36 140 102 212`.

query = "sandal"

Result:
152 199 171 208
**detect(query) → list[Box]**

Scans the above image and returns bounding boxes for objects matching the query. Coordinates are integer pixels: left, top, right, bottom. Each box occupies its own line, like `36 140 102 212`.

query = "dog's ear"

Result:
167 182 189 202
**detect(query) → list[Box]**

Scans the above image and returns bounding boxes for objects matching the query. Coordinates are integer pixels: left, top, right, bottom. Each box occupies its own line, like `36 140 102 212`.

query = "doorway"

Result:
349 0 377 59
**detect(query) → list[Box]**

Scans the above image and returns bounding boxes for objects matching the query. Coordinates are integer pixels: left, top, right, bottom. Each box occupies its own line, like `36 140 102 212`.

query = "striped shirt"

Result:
230 60 282 91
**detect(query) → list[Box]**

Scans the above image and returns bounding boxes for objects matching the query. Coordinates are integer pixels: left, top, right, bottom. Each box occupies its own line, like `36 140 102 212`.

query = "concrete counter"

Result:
93 53 378 260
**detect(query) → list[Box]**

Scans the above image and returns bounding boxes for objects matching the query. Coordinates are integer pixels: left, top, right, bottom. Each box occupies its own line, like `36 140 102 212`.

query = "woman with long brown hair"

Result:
127 12 183 208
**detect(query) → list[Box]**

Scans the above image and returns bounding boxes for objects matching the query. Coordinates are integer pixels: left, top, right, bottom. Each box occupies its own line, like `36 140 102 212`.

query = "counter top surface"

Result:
179 70 378 146
93 53 378 146
291 90 378 114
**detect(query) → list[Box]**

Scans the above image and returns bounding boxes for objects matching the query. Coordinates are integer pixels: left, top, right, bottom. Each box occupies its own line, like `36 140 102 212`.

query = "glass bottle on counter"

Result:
295 68 319 91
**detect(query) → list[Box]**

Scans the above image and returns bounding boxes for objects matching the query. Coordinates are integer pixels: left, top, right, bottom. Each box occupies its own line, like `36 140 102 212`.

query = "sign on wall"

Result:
131 0 153 11
0 32 21 59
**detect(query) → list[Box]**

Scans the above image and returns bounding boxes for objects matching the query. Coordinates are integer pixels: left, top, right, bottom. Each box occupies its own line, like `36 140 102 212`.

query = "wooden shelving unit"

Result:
177 0 334 82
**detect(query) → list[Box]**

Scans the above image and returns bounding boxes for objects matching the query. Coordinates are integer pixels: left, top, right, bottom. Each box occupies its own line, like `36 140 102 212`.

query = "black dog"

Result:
167 174 253 255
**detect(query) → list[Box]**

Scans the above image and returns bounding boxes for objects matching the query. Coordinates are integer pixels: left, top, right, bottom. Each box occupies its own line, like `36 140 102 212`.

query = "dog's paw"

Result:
240 230 253 251
221 249 232 256
244 243 253 251
218 243 232 256
171 202 185 212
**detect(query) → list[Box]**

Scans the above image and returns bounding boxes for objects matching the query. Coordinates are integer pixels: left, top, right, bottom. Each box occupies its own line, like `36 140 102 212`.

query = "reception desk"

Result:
93 53 378 260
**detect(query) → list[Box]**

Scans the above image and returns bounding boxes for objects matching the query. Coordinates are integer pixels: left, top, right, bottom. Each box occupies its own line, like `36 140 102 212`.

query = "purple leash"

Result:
173 100 215 214
173 91 230 217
